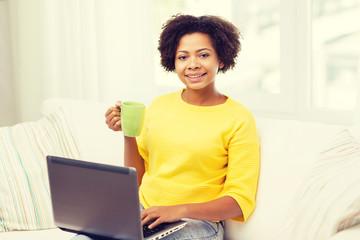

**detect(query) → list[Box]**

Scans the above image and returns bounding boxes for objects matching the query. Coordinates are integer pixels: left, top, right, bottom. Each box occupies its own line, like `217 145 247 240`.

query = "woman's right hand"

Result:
105 101 122 131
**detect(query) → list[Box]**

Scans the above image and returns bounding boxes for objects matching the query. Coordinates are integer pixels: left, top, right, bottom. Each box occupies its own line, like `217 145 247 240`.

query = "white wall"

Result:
0 1 17 126
0 0 157 126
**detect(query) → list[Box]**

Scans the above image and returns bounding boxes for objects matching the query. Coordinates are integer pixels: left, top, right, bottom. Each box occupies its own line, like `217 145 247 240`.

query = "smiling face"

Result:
175 32 224 92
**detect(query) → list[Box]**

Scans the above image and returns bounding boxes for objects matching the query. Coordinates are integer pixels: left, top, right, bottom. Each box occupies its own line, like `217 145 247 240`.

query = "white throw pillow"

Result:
281 129 360 240
0 108 80 231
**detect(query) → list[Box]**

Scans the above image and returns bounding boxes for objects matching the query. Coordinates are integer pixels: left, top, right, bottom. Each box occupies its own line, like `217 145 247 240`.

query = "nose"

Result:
188 56 200 69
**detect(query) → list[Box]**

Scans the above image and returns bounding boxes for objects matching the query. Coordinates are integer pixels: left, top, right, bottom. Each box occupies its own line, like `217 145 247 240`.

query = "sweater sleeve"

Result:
222 111 260 222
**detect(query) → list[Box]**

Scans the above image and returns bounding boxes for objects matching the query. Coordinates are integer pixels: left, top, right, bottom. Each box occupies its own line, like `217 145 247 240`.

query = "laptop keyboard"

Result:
143 222 169 238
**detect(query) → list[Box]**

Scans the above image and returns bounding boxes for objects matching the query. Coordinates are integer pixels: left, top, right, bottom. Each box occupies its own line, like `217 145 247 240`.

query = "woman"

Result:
105 14 260 240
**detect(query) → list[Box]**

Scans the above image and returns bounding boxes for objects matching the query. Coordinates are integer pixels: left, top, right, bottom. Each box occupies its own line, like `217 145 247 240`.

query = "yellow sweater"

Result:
137 90 260 222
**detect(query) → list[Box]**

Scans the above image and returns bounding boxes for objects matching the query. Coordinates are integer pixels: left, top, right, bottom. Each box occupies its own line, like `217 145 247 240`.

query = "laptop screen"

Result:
47 156 143 240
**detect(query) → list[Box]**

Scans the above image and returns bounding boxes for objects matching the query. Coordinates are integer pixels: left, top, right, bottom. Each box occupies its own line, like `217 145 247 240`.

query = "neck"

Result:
181 88 227 106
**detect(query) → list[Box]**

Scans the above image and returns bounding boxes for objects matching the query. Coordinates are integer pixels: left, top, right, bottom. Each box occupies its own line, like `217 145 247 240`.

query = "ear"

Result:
219 61 225 70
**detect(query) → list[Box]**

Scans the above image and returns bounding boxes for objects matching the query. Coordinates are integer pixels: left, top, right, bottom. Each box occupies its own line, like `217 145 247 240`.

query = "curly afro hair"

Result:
158 14 241 73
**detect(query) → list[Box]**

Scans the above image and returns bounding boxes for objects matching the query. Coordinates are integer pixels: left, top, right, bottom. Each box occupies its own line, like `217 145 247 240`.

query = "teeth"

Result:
188 74 203 78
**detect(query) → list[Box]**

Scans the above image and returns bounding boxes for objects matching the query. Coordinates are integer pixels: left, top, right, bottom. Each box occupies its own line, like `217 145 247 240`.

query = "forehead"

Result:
176 32 215 52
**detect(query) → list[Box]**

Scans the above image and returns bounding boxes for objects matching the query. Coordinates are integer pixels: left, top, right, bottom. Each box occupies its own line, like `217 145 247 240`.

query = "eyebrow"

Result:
177 48 213 54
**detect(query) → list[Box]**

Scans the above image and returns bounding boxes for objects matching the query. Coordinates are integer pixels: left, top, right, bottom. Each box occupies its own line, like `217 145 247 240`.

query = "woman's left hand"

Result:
141 205 186 229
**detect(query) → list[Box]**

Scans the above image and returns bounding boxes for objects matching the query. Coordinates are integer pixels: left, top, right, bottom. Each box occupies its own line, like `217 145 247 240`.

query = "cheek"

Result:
174 61 185 74
174 63 183 79
174 63 180 75
211 61 222 71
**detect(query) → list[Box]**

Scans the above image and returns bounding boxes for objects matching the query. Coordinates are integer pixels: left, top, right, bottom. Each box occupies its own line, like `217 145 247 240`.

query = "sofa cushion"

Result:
281 129 360 239
225 118 343 239
0 107 80 231
0 228 75 240
329 224 360 240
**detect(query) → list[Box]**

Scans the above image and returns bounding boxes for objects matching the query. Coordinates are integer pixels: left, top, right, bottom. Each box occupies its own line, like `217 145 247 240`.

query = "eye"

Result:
177 55 187 60
200 53 210 58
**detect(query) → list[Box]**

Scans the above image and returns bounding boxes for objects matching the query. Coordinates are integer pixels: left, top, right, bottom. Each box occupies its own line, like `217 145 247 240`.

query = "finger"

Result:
108 125 121 131
141 217 151 226
105 108 113 117
111 108 121 116
141 209 157 225
115 101 122 108
148 218 164 229
106 111 120 124
141 208 149 220
110 116 121 127
105 111 117 125
141 214 157 226
105 107 120 118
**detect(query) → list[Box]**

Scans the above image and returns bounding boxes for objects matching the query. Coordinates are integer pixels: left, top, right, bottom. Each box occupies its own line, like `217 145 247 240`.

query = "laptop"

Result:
46 155 187 240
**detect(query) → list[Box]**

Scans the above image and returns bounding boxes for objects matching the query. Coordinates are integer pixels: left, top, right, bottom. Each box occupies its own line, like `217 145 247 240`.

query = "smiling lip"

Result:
185 73 206 82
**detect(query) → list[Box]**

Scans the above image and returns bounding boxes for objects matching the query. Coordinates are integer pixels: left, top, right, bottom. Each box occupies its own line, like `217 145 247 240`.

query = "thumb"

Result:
115 101 122 108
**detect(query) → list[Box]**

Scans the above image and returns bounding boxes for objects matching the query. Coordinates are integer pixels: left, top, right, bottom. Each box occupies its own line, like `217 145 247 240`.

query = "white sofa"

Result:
1 99 360 240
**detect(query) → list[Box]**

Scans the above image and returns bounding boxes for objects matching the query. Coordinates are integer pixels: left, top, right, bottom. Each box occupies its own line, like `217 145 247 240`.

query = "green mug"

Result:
121 101 145 137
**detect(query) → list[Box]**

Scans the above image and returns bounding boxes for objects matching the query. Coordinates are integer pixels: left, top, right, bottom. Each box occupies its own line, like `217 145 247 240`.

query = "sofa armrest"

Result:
329 224 360 240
